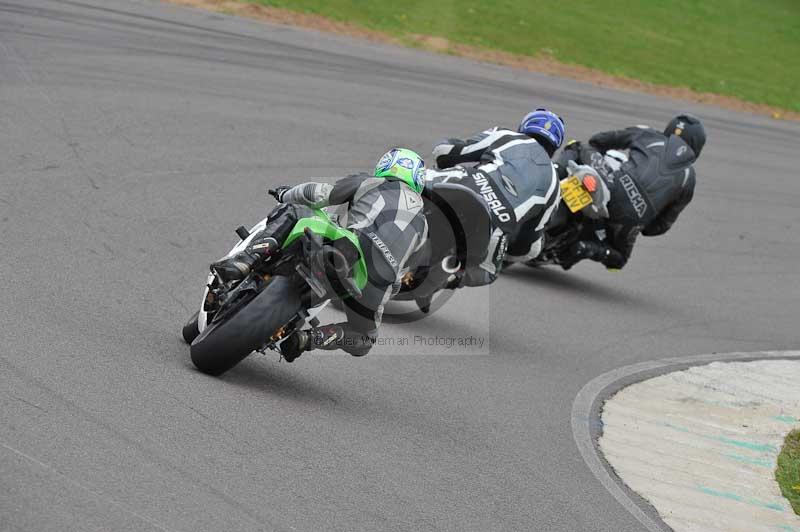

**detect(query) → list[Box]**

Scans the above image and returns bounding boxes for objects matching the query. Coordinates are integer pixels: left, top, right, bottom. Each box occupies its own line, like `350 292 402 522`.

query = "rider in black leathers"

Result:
425 108 565 286
555 114 706 270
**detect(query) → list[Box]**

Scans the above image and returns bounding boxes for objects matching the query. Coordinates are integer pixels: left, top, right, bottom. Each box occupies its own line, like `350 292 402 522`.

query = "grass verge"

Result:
776 429 800 515
164 0 800 119
247 0 800 113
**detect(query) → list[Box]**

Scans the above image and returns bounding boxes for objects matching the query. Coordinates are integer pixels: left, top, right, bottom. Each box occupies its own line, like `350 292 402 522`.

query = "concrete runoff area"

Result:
600 359 800 531
2 1 800 531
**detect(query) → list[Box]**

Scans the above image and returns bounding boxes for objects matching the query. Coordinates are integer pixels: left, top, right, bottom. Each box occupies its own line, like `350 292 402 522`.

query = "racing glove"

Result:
268 186 291 203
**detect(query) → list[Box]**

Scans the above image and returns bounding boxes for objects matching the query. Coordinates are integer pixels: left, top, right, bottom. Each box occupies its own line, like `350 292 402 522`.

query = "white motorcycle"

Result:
182 202 367 376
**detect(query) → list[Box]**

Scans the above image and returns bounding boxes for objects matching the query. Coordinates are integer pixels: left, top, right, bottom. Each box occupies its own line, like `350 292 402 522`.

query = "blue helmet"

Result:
518 108 565 155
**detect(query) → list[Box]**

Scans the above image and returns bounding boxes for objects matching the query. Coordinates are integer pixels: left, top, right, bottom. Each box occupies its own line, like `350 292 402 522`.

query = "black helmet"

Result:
664 114 706 157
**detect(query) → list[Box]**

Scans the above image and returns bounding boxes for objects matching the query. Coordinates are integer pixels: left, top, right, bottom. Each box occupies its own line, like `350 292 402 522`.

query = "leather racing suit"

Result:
277 173 428 356
427 127 560 285
555 125 697 269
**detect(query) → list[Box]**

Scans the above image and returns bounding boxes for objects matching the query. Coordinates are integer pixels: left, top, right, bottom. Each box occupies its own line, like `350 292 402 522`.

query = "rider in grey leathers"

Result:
212 148 428 361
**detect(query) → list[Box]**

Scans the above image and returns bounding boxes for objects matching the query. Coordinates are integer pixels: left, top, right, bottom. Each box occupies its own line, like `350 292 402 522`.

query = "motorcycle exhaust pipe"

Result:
235 225 250 240
441 255 461 274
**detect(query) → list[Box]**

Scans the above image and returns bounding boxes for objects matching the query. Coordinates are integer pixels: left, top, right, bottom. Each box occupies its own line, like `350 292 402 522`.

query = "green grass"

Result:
249 0 800 112
776 429 800 515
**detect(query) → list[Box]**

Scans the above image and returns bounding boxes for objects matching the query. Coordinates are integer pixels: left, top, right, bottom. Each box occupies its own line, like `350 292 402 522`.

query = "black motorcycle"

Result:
526 160 613 268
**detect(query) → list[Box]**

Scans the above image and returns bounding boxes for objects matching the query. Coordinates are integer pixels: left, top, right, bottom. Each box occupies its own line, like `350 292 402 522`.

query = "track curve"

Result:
1 1 799 531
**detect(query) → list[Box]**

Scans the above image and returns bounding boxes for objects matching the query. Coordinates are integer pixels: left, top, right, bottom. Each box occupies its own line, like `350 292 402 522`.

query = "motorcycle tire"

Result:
182 311 200 344
190 276 303 376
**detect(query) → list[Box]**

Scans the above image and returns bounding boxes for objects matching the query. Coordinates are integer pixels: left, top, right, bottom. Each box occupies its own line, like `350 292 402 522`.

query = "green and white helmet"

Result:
374 148 425 194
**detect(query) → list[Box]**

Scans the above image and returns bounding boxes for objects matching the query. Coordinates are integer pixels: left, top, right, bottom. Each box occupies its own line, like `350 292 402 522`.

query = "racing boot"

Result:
558 240 597 270
560 240 623 271
211 233 279 283
280 325 345 362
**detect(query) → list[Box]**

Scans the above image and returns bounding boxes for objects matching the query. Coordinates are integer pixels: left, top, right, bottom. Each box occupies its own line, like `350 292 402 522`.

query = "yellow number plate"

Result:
560 176 594 213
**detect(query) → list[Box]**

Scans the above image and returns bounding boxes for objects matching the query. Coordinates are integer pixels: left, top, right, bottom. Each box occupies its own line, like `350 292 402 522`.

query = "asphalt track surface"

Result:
1 1 799 531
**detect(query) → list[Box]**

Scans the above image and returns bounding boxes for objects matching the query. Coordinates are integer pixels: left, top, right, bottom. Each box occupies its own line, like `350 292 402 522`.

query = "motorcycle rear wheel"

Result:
190 276 302 376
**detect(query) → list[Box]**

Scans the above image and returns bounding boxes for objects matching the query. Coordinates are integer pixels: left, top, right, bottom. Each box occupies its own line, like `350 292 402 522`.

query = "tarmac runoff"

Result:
599 358 800 532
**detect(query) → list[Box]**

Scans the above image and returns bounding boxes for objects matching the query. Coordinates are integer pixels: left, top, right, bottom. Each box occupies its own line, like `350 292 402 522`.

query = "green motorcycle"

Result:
182 203 367 376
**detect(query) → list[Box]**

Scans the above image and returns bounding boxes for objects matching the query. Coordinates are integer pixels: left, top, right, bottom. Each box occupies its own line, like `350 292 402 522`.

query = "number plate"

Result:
560 176 594 213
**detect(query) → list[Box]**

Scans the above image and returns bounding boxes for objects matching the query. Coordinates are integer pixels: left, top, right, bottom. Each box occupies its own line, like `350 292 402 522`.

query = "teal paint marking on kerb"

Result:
697 486 743 503
662 422 777 453
773 415 799 424
715 436 777 453
696 486 785 512
725 453 773 468
661 422 690 433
